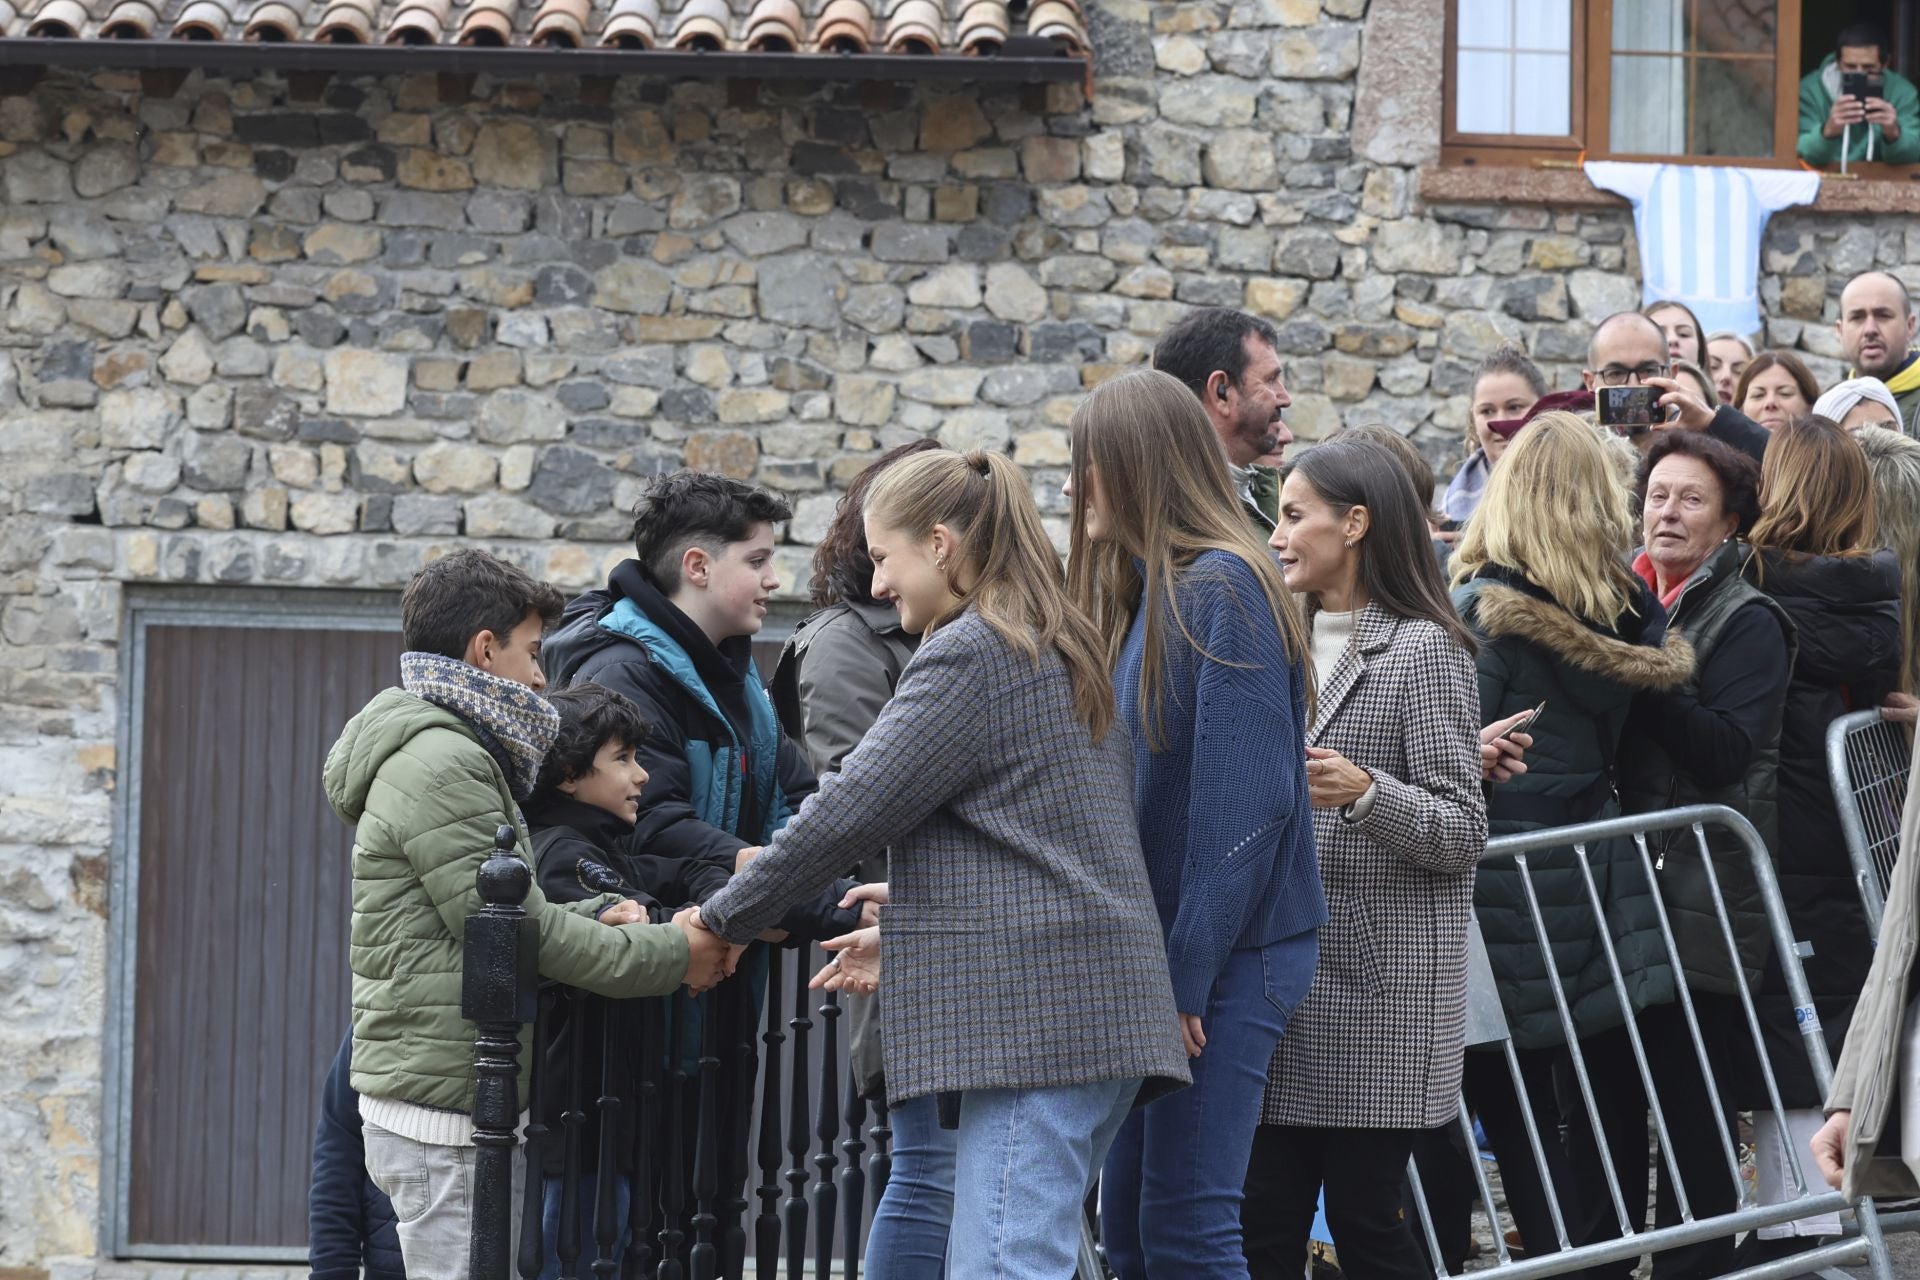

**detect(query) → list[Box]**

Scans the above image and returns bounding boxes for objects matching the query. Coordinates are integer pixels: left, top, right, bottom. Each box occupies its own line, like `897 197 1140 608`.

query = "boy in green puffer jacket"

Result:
324 548 731 1280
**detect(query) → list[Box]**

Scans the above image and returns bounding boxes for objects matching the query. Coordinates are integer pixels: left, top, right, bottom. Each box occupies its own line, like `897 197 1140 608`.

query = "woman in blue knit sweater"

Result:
1067 369 1326 1278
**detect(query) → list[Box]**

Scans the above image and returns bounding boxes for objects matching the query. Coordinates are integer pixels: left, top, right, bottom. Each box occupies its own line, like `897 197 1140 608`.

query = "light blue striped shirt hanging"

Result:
1584 162 1822 339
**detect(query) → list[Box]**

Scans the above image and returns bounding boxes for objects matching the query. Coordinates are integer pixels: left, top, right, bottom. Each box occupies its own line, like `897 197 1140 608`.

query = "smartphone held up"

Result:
1597 386 1664 436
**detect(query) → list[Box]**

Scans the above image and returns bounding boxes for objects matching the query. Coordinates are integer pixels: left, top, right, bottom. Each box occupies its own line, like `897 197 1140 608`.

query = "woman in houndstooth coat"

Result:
1242 437 1488 1280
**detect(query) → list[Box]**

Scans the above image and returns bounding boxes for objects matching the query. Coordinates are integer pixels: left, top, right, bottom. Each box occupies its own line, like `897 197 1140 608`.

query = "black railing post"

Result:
690 993 721 1280
463 824 540 1280
557 1006 588 1280
754 949 785 1280
625 997 660 1280
517 991 555 1280
867 1099 892 1221
782 957 813 1280
657 994 688 1280
812 991 840 1276
592 999 622 1280
720 978 757 1279
839 1070 867 1280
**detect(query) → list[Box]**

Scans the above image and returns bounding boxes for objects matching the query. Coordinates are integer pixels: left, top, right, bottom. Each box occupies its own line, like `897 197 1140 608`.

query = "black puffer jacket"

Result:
1619 541 1795 997
544 560 859 944
1740 546 1901 1103
1454 568 1694 1050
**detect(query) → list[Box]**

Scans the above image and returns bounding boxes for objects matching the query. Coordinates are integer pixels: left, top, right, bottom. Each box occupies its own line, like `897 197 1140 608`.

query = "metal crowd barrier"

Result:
1828 708 1912 941
462 800 1906 1280
1389 805 1893 1280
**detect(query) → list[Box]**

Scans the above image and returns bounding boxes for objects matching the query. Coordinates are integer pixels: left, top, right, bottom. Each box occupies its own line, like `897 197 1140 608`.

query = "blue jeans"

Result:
1101 932 1318 1279
946 1077 1141 1280
865 1093 958 1279
537 1173 630 1280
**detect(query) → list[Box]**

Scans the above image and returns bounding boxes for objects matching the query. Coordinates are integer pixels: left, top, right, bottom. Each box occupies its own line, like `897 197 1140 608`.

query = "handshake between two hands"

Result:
604 874 888 997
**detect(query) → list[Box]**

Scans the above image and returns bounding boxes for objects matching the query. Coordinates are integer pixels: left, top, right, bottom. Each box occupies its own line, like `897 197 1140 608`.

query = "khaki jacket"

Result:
1826 739 1920 1201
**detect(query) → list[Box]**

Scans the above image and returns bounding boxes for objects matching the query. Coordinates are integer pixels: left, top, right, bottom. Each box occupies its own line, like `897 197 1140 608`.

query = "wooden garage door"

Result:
118 598 401 1257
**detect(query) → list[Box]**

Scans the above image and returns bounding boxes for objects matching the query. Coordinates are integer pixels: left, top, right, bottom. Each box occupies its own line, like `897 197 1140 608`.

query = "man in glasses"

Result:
1583 311 1672 396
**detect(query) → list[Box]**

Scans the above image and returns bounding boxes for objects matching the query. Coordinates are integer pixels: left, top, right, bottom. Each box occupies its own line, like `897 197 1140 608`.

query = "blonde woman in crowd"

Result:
1449 412 1692 1266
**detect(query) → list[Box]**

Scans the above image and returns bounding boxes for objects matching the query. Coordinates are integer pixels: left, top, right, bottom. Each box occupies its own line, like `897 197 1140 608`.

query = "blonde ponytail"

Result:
868 449 1117 741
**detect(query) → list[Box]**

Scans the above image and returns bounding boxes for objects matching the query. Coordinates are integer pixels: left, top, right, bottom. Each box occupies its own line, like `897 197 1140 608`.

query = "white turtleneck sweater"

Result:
1308 606 1376 821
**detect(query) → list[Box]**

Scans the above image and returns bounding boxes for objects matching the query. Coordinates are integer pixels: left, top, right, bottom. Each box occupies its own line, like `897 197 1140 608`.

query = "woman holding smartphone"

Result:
693 448 1190 1280
1065 369 1323 1280
1240 437 1486 1279
1449 411 1693 1264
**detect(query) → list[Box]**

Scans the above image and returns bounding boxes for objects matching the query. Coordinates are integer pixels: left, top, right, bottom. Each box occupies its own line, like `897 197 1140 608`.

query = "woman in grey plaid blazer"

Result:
697 448 1190 1280
1243 438 1488 1280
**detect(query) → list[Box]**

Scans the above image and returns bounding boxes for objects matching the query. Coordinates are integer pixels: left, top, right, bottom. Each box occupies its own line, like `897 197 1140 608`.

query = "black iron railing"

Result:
462 846 889 1280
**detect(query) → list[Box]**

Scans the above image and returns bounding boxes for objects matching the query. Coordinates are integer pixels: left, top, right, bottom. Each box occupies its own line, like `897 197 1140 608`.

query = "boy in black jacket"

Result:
527 683 729 912
525 683 733 1279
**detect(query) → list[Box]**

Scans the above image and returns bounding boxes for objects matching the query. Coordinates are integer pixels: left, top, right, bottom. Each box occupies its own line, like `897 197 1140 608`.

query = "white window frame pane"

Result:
1457 0 1513 49
1513 52 1573 135
1514 0 1571 52
1457 48 1516 133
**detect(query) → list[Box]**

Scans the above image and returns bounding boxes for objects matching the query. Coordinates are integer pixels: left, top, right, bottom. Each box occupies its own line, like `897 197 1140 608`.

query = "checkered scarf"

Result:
399 651 559 800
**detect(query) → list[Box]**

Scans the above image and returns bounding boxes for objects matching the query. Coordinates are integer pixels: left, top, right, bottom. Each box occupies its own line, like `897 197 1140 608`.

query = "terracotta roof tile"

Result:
0 0 1088 56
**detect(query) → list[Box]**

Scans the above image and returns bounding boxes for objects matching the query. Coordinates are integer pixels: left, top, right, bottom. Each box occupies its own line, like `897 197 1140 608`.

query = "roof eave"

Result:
0 34 1087 82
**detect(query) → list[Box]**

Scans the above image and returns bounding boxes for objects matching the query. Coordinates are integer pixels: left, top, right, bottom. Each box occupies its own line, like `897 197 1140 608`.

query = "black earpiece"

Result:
1216 384 1229 401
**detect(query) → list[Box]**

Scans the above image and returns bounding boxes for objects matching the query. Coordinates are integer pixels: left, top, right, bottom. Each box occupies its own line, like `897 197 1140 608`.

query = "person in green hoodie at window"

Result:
1798 22 1920 167
326 548 729 1280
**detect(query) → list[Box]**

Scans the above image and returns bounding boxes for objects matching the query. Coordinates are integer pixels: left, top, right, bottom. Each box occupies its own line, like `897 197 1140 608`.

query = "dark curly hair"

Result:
809 438 943 606
1634 430 1763 535
631 470 792 592
532 683 652 800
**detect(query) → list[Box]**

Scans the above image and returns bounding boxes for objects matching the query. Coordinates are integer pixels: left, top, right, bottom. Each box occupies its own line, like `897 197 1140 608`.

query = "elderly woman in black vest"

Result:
1565 431 1795 1280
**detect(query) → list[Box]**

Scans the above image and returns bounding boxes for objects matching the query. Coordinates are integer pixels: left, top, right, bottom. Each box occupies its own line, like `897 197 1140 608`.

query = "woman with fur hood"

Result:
1448 411 1694 1264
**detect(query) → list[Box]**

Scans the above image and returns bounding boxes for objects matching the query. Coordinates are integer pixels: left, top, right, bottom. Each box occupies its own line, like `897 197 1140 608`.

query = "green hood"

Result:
325 687 469 825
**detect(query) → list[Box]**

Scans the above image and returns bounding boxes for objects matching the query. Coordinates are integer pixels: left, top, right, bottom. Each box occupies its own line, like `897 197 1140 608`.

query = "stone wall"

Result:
0 0 1910 1266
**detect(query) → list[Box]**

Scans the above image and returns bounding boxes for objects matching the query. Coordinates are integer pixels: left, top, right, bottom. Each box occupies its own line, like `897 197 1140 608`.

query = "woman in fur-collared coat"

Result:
1447 412 1695 1268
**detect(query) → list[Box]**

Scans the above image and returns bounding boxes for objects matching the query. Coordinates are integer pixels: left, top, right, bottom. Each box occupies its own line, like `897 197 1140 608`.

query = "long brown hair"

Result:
1285 439 1477 655
1064 368 1311 748
808 437 941 606
1750 414 1878 559
1450 410 1642 627
866 448 1117 741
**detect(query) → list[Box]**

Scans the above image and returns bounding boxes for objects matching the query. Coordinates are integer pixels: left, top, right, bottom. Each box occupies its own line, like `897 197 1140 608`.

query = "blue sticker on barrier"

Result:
1795 1005 1821 1032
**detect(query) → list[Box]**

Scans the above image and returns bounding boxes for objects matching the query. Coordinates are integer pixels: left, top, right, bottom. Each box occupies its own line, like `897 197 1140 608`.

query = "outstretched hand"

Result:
674 906 732 994
840 881 888 928
1883 692 1918 726
810 926 881 995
